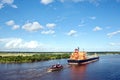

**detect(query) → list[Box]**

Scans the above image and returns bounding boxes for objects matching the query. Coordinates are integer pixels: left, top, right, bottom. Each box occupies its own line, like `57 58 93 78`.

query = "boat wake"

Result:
1 64 70 80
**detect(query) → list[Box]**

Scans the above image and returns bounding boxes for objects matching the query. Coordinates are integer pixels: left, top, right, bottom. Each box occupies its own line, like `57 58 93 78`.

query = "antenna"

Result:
83 48 84 52
78 47 79 51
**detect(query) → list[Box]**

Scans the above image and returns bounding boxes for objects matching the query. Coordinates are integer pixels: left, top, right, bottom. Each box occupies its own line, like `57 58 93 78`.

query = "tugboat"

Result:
68 47 99 65
48 64 63 72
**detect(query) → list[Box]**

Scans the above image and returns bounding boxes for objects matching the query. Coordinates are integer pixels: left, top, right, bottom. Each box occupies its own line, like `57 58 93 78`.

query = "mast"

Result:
83 48 84 52
78 47 79 52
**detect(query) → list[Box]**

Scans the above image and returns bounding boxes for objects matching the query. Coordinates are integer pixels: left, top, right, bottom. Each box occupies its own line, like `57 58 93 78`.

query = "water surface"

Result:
0 55 120 80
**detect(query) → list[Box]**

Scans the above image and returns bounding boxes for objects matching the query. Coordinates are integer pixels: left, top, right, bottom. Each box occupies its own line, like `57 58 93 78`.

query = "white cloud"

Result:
0 38 61 51
5 20 20 30
109 42 120 46
41 30 55 34
93 26 102 31
67 30 77 36
60 0 84 3
88 0 100 6
11 4 17 8
2 0 14 4
40 0 100 5
78 24 85 27
46 23 56 29
40 0 54 5
0 38 72 52
6 20 15 26
107 30 120 38
22 22 43 32
12 25 20 30
0 3 4 9
89 16 96 20
0 38 41 49
59 0 100 6
0 0 17 9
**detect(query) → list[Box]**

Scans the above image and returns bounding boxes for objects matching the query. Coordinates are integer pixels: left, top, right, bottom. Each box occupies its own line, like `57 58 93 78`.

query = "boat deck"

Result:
68 57 99 65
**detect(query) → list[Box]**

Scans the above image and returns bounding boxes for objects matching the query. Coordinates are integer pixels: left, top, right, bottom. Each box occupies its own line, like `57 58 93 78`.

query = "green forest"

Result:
0 51 120 63
0 53 70 63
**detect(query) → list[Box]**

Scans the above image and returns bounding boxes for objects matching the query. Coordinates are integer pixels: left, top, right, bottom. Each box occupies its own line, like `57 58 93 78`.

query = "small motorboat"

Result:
48 64 63 72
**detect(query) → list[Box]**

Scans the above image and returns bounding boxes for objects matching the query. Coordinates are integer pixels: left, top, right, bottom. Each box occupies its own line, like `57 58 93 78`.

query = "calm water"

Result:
0 55 120 80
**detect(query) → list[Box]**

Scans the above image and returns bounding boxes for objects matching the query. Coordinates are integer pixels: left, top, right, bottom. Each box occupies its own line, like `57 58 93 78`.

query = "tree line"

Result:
0 53 70 63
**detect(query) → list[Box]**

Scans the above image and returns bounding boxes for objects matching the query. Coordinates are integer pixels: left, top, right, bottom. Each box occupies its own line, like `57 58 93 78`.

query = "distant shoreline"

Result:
0 52 120 63
0 53 70 63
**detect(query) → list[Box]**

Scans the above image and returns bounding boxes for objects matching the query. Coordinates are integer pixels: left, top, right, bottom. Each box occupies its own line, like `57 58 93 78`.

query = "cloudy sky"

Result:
0 0 120 52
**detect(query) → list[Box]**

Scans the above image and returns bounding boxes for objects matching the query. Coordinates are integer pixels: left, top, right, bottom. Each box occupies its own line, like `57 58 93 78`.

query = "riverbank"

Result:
0 52 70 63
0 51 120 63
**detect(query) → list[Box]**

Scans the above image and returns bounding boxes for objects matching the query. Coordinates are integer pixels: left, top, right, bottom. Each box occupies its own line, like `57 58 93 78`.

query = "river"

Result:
0 55 120 80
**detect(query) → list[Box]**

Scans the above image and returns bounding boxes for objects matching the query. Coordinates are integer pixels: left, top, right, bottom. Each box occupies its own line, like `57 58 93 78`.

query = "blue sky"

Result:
0 0 120 52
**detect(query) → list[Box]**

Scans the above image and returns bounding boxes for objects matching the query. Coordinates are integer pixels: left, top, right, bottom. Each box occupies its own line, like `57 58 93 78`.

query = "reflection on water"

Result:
0 64 48 80
70 64 87 80
0 59 68 80
1 55 120 80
